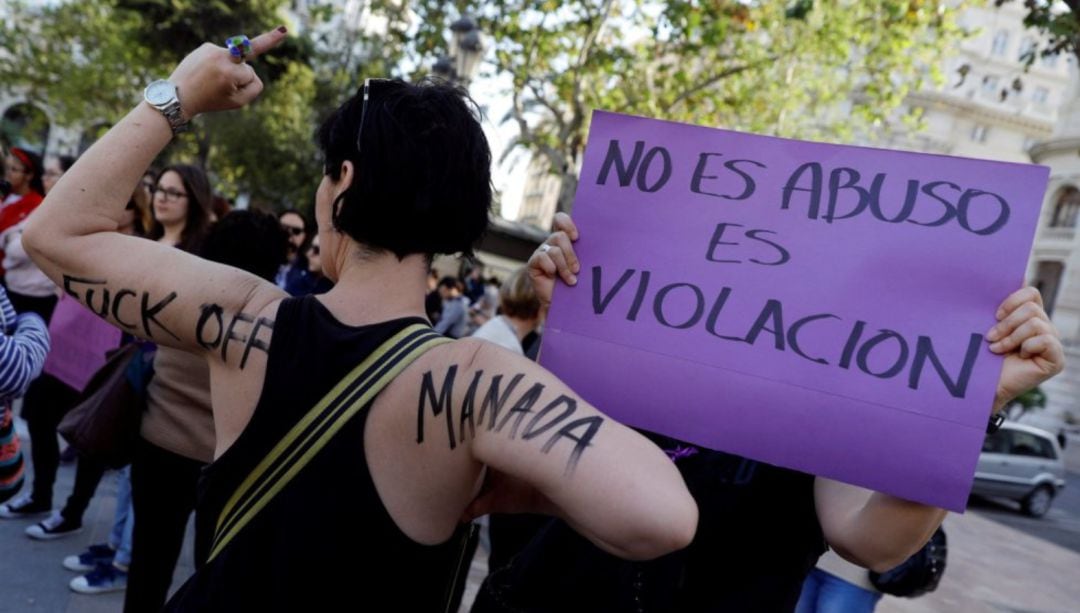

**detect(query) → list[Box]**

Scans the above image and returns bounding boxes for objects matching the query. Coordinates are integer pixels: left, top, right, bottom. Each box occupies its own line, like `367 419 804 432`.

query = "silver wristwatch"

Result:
143 79 189 134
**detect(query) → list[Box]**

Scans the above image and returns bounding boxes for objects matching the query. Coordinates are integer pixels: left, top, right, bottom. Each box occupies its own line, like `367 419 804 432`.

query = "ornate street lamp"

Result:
433 15 484 87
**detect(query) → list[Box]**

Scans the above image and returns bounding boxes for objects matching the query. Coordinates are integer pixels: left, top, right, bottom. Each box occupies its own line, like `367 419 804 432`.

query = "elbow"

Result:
832 540 920 574
616 495 699 561
21 216 46 262
866 550 915 574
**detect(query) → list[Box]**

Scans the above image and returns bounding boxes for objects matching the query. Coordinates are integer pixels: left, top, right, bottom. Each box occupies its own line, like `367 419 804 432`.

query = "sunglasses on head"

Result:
356 78 405 155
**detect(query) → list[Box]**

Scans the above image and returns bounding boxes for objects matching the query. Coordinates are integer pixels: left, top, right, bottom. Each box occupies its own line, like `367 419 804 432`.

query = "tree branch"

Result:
660 55 780 114
567 0 616 140
527 79 565 133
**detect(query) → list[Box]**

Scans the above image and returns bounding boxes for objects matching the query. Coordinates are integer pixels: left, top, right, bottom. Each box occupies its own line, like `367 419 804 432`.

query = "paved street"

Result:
2 419 1080 612
0 420 195 613
880 434 1080 613
968 471 1080 555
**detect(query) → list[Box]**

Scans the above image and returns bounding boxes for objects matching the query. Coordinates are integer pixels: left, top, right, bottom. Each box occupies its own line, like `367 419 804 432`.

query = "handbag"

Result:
57 342 154 469
868 527 947 598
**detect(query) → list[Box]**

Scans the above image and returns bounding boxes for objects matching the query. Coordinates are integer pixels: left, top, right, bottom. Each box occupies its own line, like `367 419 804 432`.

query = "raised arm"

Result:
817 286 1065 571
22 31 289 366
530 215 1066 569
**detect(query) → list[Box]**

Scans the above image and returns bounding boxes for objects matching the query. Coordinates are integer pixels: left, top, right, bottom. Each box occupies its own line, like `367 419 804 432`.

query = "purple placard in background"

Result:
540 111 1049 511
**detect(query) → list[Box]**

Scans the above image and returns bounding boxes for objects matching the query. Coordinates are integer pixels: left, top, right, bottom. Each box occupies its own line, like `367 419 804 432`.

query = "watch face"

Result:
146 80 176 106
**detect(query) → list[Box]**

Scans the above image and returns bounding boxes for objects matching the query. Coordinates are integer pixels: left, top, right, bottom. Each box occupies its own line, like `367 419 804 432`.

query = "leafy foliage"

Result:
405 0 971 215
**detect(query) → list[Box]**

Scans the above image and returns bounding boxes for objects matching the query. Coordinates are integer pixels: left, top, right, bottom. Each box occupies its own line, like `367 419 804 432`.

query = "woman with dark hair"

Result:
0 153 78 321
42 155 77 195
22 31 697 611
149 164 212 253
120 209 289 610
300 234 333 295
0 148 45 269
1 182 151 541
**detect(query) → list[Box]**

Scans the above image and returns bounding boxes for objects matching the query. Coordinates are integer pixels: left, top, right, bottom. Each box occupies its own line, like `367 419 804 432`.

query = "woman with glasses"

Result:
149 165 212 252
21 30 697 611
42 155 76 195
276 208 314 295
299 234 332 295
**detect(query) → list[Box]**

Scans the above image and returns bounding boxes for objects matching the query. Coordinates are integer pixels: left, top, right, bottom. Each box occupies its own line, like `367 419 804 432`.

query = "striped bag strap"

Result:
208 323 451 562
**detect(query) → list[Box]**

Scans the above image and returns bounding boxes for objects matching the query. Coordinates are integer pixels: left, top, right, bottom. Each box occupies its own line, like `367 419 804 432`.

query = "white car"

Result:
971 422 1067 517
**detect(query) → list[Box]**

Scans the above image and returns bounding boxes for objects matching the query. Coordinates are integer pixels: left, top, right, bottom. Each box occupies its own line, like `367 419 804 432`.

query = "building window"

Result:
1032 86 1050 105
970 123 989 143
1018 37 1037 62
1040 52 1059 68
1032 260 1065 317
981 75 1000 97
1050 185 1080 228
991 30 1009 56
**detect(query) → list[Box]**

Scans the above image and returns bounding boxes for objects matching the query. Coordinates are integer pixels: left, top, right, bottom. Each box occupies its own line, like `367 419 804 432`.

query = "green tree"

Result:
996 0 1080 64
407 0 971 216
0 0 327 208
1005 386 1048 420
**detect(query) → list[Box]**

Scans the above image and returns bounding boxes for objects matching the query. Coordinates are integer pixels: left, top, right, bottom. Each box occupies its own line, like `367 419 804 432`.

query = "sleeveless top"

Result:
164 296 468 611
474 433 827 613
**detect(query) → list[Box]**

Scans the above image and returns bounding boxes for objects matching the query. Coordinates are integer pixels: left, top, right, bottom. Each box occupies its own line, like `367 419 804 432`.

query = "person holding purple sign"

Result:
468 212 1065 612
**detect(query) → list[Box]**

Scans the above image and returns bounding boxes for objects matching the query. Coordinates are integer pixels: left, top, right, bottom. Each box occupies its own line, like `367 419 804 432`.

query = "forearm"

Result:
817 478 946 572
24 103 171 270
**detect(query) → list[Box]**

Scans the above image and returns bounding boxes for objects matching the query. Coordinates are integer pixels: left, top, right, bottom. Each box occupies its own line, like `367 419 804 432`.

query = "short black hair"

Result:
57 155 77 173
200 210 289 281
316 79 492 259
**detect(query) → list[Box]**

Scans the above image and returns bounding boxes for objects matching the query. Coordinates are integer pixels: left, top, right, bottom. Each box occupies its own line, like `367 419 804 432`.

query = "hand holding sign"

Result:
539 111 1058 510
529 212 581 311
987 287 1065 412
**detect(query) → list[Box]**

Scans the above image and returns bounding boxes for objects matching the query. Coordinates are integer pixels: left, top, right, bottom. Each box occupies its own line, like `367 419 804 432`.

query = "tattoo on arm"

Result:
416 367 604 475
63 274 179 341
195 303 274 369
61 275 274 366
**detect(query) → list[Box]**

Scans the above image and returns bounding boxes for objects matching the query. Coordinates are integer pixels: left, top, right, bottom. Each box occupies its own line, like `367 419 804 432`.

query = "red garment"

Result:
0 191 43 235
0 192 43 276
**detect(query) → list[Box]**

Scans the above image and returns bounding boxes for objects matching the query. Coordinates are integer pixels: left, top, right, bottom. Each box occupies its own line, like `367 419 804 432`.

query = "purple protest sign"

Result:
540 111 1049 511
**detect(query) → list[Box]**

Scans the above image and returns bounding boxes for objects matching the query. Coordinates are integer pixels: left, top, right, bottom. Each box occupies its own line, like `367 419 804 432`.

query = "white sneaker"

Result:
0 493 50 519
25 511 82 540
69 562 128 594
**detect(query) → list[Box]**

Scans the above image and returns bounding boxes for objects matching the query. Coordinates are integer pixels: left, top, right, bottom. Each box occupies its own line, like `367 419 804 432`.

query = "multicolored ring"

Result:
225 35 253 62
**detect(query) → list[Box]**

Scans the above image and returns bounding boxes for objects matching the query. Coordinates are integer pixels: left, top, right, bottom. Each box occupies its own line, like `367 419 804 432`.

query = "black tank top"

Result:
164 296 468 612
474 433 826 613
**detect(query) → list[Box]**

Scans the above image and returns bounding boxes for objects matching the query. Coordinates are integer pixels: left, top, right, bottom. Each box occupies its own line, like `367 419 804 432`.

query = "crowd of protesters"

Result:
0 25 1066 613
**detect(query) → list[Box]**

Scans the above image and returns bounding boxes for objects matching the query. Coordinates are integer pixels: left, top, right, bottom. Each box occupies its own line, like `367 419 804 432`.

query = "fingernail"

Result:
989 342 1002 352
572 264 580 274
568 274 578 285
985 328 999 341
277 25 288 33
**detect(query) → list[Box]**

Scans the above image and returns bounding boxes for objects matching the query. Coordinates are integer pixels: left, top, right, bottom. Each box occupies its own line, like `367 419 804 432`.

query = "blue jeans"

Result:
108 467 135 568
796 568 882 613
